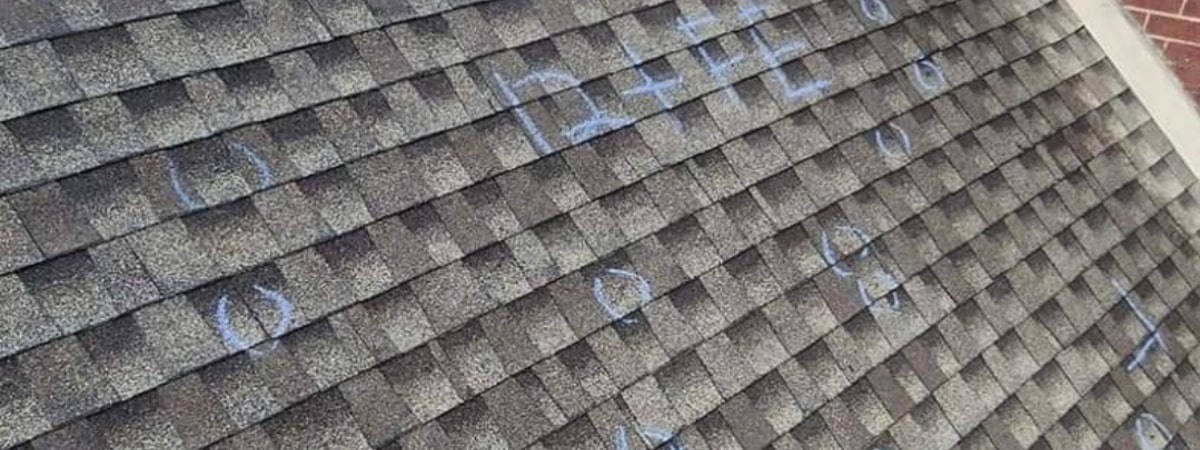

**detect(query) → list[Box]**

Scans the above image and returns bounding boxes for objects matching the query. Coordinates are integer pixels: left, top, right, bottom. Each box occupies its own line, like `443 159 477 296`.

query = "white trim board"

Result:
1063 0 1200 173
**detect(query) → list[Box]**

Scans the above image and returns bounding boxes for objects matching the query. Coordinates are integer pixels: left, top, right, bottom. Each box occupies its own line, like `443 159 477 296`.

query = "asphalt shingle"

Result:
2 1 1200 449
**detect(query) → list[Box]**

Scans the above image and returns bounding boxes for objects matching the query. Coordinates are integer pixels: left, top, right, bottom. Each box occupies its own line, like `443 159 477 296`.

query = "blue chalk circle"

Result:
168 157 204 212
821 225 903 311
168 138 276 212
912 55 947 93
224 137 275 189
215 283 295 356
592 268 653 324
859 0 893 23
676 15 744 103
1135 412 1173 450
873 123 912 156
1112 278 1168 372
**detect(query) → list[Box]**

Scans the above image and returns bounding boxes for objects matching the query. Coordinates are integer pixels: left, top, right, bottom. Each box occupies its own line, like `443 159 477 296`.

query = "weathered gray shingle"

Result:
2 1 1200 449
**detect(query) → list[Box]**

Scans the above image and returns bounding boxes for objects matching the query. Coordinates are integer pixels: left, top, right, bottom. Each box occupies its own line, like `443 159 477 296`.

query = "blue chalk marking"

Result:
819 231 855 277
562 86 634 144
512 71 634 143
1113 278 1168 372
614 424 686 450
511 71 582 90
676 15 744 103
912 55 947 93
855 276 903 312
873 123 912 156
838 225 875 259
216 295 251 352
640 425 673 443
497 70 633 148
868 267 903 310
254 284 295 339
592 268 653 324
1135 412 1172 450
820 225 873 276
738 4 830 102
168 158 204 211
736 1 770 21
619 42 683 113
214 283 295 356
640 425 687 450
859 0 893 23
492 72 554 155
1130 336 1164 372
225 138 275 189
740 10 808 60
780 78 832 101
614 426 631 450
821 225 904 312
592 277 628 322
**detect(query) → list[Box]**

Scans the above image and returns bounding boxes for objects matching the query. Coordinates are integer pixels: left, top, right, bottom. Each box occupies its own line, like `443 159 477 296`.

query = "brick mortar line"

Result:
1126 5 1200 23
1147 33 1200 49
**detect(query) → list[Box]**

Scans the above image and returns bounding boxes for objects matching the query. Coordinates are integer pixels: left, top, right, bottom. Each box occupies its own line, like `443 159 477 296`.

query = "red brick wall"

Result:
1123 0 1200 103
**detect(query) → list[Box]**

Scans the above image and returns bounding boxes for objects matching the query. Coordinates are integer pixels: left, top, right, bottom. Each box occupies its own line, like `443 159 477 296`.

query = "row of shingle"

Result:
0 0 232 51
996 267 1200 450
0 0 861 267
398 91 1198 450
225 0 1200 448
0 51 1171 450
913 201 1198 449
0 0 1089 400
537 71 1191 450
0 0 1185 450
0 0 1026 356
0 0 1068 237
0 7 1104 448
0 8 1089 381
1092 348 1200 450
0 0 614 117
513 15 1190 444
0 4 1108 444
0 0 778 188
0 0 1084 307
187 38 1190 450
724 102 1194 449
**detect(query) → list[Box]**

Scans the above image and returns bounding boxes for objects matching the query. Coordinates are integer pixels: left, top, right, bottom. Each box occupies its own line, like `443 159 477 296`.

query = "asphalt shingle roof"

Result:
2 0 1200 449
